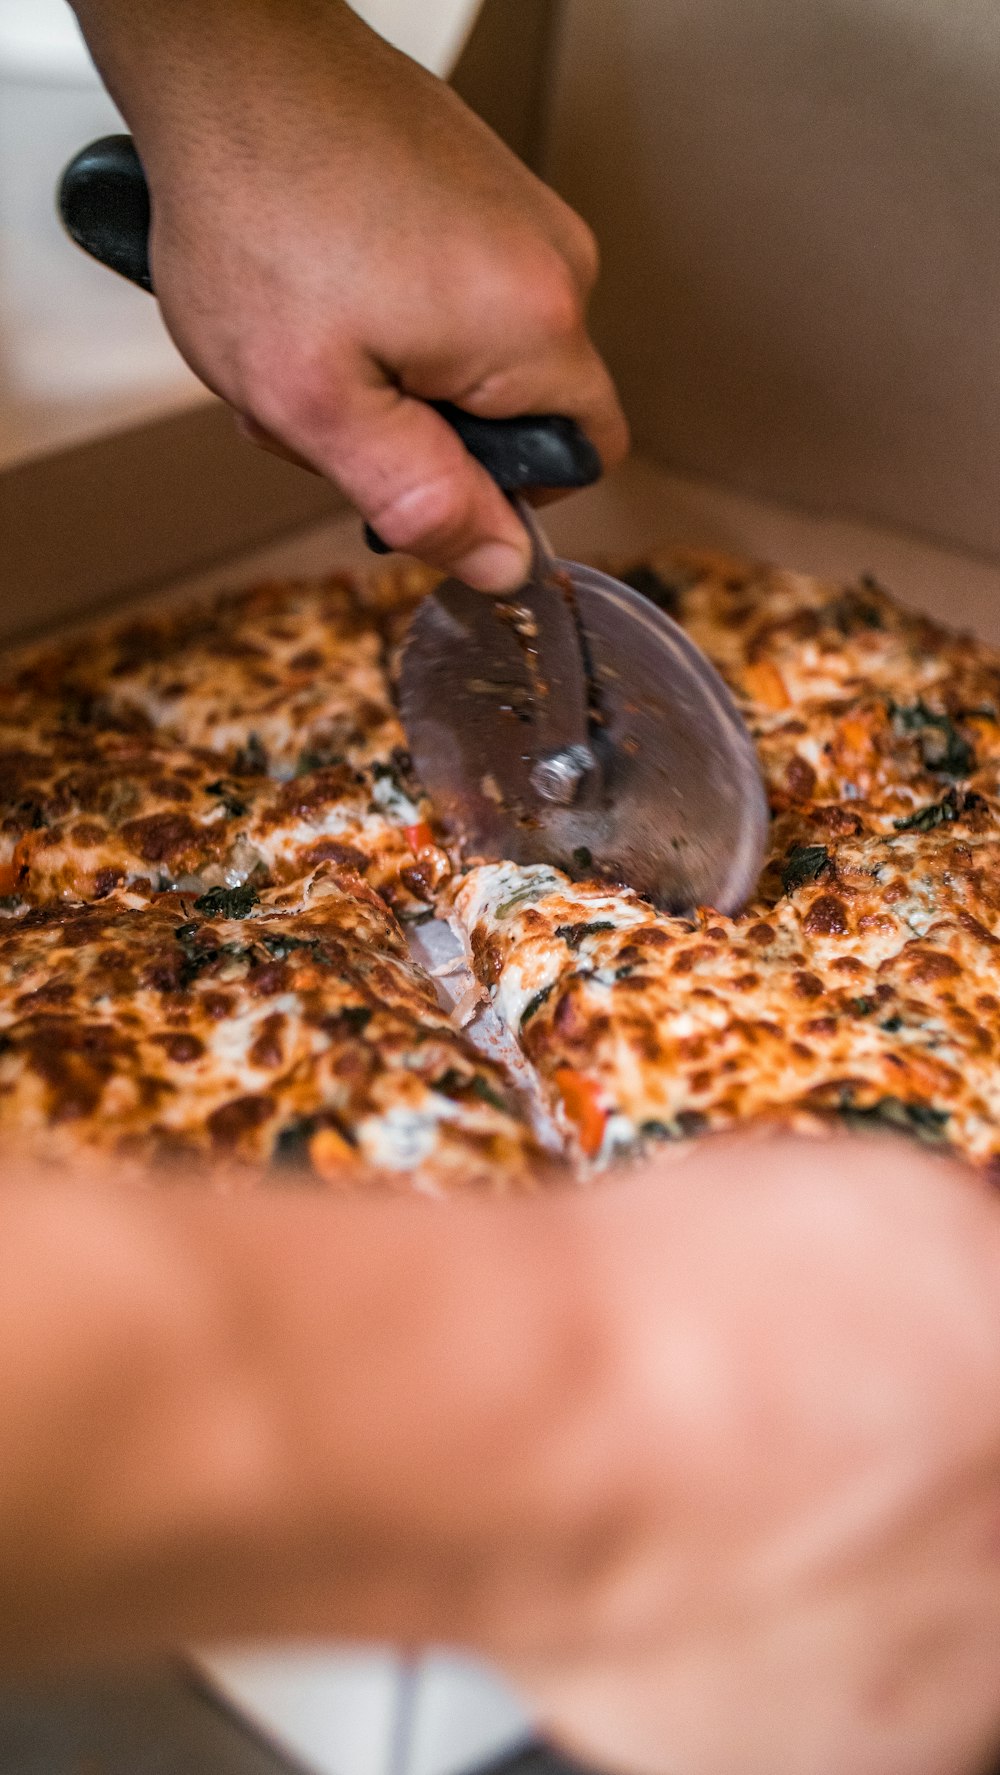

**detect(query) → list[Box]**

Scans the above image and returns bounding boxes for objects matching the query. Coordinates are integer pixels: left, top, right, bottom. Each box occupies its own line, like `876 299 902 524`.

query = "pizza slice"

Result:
616 551 1000 814
0 728 448 916
2 577 398 776
448 552 1000 1174
0 864 541 1193
449 823 1000 1173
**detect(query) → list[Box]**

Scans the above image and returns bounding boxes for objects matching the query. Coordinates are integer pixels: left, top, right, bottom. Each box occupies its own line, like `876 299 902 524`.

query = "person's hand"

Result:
491 1139 1000 1775
1 1132 999 1775
71 0 628 591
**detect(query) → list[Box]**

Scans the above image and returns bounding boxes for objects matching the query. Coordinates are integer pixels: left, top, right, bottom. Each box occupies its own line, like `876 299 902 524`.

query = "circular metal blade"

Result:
399 561 769 914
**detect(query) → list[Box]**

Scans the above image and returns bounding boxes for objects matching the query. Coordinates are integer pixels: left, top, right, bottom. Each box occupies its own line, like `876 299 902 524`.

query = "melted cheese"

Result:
451 551 1000 1173
0 576 452 916
8 545 1000 1186
0 866 540 1192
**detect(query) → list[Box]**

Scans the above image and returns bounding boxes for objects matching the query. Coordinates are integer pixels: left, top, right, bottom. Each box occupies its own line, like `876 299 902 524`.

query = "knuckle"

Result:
566 214 601 290
246 342 350 443
372 472 471 555
527 256 586 343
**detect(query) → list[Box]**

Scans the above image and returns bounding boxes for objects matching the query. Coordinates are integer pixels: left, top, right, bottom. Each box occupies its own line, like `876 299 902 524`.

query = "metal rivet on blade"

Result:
529 744 595 805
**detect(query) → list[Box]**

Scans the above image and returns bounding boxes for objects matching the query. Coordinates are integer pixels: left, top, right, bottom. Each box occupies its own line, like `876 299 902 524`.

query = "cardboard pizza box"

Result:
3 5 1000 1775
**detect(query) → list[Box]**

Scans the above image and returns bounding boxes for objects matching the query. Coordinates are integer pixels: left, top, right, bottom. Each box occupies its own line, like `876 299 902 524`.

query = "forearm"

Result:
0 1174 603 1669
70 0 441 174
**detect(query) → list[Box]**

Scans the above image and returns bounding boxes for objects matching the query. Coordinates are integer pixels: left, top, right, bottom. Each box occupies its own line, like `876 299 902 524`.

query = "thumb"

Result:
269 376 534 593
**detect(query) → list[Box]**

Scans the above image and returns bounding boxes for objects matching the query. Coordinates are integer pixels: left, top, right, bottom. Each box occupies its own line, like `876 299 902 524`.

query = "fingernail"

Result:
455 540 530 593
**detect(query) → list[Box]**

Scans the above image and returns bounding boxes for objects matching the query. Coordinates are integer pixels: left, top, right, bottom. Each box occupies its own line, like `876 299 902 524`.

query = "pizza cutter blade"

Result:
400 503 769 915
58 133 769 913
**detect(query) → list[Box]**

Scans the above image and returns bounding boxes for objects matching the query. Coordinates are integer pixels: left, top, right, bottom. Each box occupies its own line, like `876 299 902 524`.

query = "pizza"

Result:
0 728 448 916
0 570 450 916
0 864 539 1193
5 541 1000 1188
2 576 400 776
448 551 1000 1173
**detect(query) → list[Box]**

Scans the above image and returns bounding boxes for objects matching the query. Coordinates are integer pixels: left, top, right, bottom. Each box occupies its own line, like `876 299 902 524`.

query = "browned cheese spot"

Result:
785 755 817 800
249 1012 287 1070
906 948 962 984
154 1032 205 1064
207 1093 276 1147
803 895 850 937
118 811 201 864
69 821 107 848
93 867 125 898
745 923 776 947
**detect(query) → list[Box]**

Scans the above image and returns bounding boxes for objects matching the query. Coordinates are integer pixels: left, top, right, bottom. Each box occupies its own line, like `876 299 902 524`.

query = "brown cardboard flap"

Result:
0 0 556 651
0 398 342 646
546 0 1000 567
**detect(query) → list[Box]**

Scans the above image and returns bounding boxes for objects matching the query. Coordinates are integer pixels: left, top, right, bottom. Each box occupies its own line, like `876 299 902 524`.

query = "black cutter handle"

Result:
475 1738 601 1775
59 133 154 292
57 134 602 548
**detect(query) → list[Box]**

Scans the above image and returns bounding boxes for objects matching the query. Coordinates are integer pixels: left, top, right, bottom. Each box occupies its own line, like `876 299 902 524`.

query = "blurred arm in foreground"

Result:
2 1138 1000 1775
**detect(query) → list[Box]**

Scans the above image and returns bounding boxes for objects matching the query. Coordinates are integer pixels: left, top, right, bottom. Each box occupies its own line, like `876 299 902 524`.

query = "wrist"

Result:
70 0 364 167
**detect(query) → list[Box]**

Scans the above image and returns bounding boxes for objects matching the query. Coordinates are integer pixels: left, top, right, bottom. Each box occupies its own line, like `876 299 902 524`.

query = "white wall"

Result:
0 0 483 466
0 0 203 464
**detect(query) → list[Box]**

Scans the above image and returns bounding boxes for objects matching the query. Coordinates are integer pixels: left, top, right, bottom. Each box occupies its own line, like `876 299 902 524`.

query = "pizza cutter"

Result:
58 135 769 912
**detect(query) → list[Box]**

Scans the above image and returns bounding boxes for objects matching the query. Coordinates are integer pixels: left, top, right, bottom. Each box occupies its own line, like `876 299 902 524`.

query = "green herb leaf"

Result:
520 982 555 1027
433 1068 465 1097
173 923 220 985
640 1110 707 1143
295 745 345 777
340 1006 372 1034
259 933 297 961
922 725 974 778
840 1094 950 1144
432 1069 510 1112
205 779 249 817
233 733 268 776
193 883 260 919
620 565 683 617
824 591 884 634
258 931 330 965
495 883 550 918
892 802 951 833
371 759 406 793
639 1119 675 1143
572 846 593 870
889 701 974 778
272 1116 319 1166
892 789 968 833
469 1075 508 1112
555 920 615 949
781 844 829 894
